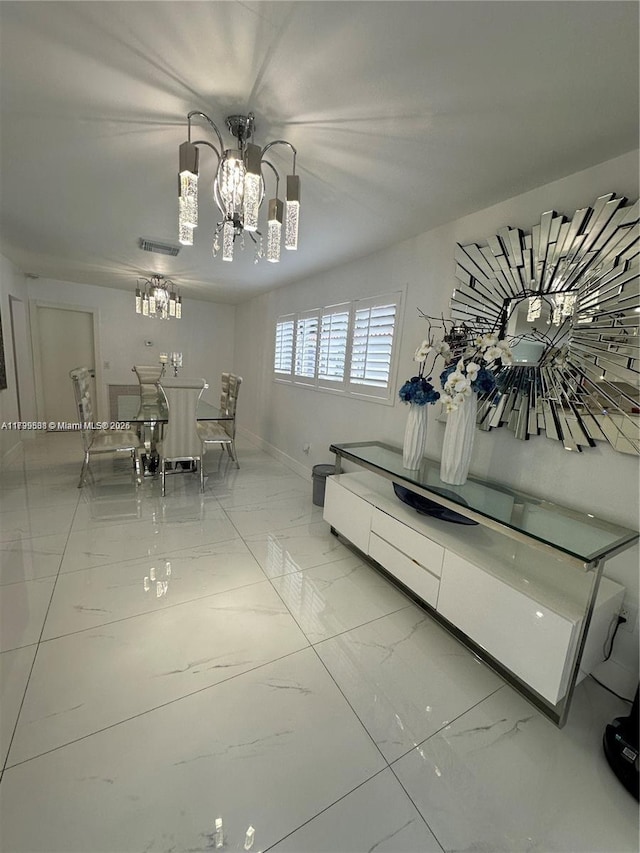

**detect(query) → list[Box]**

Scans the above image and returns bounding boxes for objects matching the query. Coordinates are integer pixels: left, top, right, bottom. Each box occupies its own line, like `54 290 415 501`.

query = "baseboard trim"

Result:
591 657 638 700
237 427 312 481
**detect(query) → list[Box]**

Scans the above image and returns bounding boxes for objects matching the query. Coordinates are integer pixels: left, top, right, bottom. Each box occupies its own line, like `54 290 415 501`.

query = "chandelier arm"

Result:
261 140 297 174
191 139 221 166
187 111 224 154
261 159 280 197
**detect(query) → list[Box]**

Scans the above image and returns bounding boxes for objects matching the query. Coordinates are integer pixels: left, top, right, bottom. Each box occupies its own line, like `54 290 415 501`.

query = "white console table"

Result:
325 441 638 726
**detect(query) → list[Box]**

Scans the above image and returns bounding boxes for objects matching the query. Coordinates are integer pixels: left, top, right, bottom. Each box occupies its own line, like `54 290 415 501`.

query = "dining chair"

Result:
156 377 207 495
69 367 144 488
132 364 163 406
198 373 243 469
132 364 165 463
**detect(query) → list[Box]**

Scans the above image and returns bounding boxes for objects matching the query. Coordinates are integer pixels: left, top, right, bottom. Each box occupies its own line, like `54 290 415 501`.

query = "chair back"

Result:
158 378 207 460
133 365 163 405
220 373 242 416
220 373 242 438
69 367 95 452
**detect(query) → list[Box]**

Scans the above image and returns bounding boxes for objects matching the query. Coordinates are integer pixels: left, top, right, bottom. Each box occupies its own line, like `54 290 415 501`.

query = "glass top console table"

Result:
328 441 638 726
330 441 638 570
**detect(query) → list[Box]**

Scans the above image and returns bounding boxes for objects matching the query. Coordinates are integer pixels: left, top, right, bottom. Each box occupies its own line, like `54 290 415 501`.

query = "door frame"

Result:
8 295 35 421
30 300 104 421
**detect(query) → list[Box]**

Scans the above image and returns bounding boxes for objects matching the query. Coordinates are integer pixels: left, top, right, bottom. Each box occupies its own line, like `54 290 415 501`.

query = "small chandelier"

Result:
178 111 300 264
135 275 182 320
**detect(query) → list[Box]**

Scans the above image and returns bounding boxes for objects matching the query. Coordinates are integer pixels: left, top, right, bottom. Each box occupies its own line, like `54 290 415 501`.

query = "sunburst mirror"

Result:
450 193 639 454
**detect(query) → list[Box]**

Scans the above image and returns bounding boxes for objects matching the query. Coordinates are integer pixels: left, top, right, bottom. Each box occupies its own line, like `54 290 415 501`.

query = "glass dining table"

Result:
117 394 232 425
116 393 233 473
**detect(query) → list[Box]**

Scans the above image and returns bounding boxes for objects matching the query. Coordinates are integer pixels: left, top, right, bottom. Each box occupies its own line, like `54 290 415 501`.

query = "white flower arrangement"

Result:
413 339 452 364
439 332 513 413
398 340 452 407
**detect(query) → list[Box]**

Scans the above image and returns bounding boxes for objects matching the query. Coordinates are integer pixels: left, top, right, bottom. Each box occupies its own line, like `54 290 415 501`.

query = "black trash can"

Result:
312 464 335 507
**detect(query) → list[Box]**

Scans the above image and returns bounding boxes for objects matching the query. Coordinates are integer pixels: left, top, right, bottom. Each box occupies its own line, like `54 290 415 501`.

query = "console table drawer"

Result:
323 477 372 554
371 508 444 577
369 532 440 608
438 551 578 704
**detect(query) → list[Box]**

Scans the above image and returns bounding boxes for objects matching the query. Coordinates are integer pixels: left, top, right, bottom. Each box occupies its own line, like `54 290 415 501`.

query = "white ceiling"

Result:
1 1 638 305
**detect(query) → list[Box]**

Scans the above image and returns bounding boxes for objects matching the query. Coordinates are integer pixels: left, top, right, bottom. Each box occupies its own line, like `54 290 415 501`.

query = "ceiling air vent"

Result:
138 238 181 257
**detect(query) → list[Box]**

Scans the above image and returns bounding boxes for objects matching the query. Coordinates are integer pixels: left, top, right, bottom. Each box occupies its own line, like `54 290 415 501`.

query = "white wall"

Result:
26 277 236 419
234 150 640 688
0 255 37 464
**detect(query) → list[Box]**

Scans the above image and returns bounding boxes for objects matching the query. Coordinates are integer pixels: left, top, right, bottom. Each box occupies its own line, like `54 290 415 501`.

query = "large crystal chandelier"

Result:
135 275 182 320
178 111 300 264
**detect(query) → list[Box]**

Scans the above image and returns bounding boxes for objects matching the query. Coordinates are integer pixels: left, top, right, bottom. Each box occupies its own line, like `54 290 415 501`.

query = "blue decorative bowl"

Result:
393 483 478 526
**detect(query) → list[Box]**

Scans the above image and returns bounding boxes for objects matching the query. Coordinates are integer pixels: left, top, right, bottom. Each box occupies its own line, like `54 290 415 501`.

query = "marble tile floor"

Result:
0 433 638 853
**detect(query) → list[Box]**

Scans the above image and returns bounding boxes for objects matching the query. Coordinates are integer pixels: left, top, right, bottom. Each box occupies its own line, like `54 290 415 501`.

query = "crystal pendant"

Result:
222 220 234 262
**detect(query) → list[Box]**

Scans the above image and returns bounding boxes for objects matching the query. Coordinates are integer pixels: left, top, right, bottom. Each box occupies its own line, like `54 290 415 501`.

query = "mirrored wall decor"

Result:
450 193 639 454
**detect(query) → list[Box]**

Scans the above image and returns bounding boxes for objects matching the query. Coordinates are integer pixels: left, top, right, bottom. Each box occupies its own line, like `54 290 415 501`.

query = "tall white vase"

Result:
403 403 428 469
440 393 477 485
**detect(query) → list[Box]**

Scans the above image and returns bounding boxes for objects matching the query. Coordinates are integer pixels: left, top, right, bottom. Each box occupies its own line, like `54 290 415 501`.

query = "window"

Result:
273 291 403 402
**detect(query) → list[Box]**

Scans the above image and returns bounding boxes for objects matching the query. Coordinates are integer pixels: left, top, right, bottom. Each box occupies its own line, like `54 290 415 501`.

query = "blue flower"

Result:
399 376 440 406
471 367 496 393
440 361 496 396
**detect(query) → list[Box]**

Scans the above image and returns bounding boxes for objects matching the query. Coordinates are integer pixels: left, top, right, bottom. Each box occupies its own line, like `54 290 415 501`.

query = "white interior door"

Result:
33 305 96 425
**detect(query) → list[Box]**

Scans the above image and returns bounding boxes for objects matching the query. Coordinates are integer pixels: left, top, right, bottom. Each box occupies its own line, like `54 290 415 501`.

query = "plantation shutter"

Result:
274 315 295 377
318 304 350 388
348 297 398 396
294 311 319 381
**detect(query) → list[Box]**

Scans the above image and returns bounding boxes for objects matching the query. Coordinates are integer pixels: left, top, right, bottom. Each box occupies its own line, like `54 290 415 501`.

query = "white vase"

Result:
403 403 428 469
440 393 477 485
